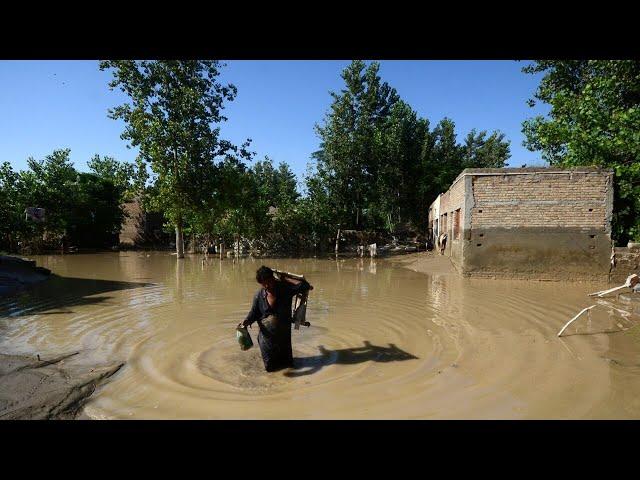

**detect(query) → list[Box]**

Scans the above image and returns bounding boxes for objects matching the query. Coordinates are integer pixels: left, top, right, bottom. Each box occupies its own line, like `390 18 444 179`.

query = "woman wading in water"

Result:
239 266 313 372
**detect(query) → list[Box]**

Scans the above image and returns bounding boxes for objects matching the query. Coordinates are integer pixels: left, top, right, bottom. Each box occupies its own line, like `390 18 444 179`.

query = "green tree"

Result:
522 60 640 244
250 156 299 209
251 157 279 207
372 100 429 231
309 61 513 238
301 162 337 252
214 158 269 252
7 149 126 252
315 60 399 230
428 118 464 195
274 162 299 206
0 162 24 251
68 172 126 248
462 129 511 169
88 154 148 201
100 60 250 258
19 149 78 242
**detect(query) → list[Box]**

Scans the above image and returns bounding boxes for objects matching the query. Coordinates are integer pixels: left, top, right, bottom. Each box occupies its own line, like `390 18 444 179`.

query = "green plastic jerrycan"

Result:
236 326 254 351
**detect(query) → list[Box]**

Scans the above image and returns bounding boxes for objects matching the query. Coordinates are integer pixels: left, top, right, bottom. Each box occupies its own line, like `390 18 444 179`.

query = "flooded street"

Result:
1 252 640 419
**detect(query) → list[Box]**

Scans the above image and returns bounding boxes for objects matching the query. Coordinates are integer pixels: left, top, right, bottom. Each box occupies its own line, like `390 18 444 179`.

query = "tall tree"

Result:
68 172 126 248
5 149 126 251
522 60 640 243
251 157 279 207
0 162 23 251
462 129 511 169
19 149 78 241
301 161 337 251
373 100 428 231
315 60 399 230
429 118 464 193
88 154 148 201
100 60 250 258
250 156 298 208
274 162 299 206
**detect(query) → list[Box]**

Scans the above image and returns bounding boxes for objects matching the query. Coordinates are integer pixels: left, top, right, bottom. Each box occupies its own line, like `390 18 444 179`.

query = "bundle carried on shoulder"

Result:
273 269 311 330
273 269 305 281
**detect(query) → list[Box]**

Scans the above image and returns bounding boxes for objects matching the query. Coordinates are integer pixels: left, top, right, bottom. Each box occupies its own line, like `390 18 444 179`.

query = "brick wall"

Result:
439 177 465 227
471 171 610 231
438 176 466 270
429 167 614 280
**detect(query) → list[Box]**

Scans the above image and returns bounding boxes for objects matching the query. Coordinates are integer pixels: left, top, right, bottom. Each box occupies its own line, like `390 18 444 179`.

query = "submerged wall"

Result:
431 167 614 281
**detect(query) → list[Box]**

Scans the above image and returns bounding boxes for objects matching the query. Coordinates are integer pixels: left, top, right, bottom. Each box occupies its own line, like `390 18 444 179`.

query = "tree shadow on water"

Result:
0 275 154 317
285 341 418 377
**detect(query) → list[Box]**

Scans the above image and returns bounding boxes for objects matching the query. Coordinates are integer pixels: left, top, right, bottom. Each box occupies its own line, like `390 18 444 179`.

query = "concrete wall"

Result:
430 167 614 280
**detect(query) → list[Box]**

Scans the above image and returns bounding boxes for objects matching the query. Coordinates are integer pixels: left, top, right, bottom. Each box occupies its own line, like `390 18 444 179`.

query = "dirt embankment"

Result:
1 256 129 420
0 352 124 420
0 255 51 297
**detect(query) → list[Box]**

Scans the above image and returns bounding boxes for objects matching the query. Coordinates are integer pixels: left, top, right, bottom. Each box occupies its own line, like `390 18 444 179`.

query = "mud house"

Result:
428 167 614 280
119 197 166 247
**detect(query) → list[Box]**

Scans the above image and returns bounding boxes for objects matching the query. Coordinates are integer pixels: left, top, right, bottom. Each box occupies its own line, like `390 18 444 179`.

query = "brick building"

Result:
428 167 614 280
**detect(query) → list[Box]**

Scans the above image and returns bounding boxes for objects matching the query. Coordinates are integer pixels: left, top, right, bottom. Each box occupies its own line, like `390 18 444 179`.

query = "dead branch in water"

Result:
557 305 597 337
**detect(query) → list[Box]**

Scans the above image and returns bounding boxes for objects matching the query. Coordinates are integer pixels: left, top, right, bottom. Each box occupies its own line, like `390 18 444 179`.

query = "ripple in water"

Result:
2 252 640 419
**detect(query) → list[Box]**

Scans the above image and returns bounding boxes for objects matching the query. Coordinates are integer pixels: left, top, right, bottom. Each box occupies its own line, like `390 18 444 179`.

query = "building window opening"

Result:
453 209 461 240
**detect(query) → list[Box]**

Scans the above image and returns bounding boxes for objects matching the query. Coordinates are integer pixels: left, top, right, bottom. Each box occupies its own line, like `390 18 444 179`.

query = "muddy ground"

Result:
0 352 124 420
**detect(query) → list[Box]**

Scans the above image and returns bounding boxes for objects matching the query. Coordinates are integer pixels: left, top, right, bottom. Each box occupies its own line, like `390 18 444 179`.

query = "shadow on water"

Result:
284 340 418 377
0 275 153 317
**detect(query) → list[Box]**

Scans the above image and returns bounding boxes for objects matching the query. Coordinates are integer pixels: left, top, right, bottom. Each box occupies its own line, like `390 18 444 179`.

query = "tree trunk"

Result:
175 219 185 259
335 228 341 256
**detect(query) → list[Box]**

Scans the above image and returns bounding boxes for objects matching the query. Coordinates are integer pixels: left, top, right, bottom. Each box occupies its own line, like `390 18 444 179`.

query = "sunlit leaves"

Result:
522 60 640 243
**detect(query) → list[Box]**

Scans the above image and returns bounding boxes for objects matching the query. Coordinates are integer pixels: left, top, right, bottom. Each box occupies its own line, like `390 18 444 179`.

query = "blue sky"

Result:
0 60 550 188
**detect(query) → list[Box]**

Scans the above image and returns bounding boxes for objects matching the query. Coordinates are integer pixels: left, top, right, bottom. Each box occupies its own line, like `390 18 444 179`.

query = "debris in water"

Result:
557 305 596 337
588 274 639 297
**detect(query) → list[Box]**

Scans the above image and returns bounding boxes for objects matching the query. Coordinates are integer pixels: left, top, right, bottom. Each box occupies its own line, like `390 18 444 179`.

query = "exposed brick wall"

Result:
429 167 614 280
437 175 466 270
471 172 610 231
439 177 465 229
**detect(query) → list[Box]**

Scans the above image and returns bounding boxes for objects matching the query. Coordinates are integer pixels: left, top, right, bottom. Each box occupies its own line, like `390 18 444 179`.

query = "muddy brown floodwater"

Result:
1 252 640 419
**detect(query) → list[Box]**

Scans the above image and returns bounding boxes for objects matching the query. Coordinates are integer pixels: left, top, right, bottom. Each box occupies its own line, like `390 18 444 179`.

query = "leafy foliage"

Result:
311 61 511 235
0 149 126 251
2 60 513 255
88 154 148 201
522 60 640 243
100 60 252 256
